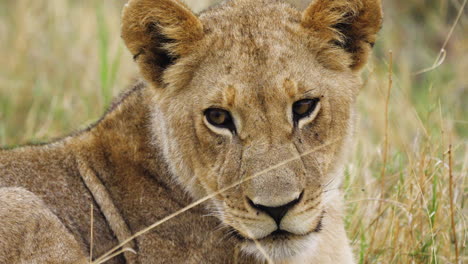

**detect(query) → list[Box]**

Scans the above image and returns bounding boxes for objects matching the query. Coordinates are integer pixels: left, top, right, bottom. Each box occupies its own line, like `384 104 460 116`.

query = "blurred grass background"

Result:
0 0 466 263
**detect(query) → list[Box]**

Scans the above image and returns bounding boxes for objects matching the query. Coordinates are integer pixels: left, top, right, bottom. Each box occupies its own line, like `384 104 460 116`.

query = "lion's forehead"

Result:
199 0 300 32
192 40 323 93
198 2 306 60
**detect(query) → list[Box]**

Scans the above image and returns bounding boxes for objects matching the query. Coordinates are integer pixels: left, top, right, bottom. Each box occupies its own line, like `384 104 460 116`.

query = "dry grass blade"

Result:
413 49 447 75
365 50 393 262
413 0 467 75
382 50 393 189
90 203 94 263
236 221 274 264
346 198 412 219
95 248 137 264
92 138 343 263
448 144 459 263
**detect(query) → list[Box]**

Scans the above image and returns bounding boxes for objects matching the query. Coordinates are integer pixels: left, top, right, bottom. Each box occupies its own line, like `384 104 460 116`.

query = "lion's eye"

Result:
204 108 236 132
292 98 320 124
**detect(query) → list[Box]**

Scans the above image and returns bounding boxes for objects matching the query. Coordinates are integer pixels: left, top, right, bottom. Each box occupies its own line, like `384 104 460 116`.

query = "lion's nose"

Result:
247 192 303 225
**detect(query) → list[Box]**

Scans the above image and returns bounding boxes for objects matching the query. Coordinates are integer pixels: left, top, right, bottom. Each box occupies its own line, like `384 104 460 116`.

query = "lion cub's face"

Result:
122 0 382 260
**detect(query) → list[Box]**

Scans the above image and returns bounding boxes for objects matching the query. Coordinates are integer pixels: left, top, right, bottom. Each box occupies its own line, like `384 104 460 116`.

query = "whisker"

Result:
201 209 225 218
322 187 340 193
220 228 238 242
322 174 338 189
213 223 231 233
314 154 340 191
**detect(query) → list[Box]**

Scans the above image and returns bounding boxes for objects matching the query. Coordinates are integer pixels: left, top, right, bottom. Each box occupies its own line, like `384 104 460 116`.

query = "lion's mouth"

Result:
261 229 297 241
231 229 295 242
230 210 325 242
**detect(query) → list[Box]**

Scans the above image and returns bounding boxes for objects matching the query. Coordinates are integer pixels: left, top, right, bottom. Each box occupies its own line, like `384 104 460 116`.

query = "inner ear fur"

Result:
121 0 204 87
302 0 383 71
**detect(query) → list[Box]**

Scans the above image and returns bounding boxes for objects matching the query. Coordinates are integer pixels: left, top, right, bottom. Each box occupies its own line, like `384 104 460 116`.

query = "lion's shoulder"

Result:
0 187 87 263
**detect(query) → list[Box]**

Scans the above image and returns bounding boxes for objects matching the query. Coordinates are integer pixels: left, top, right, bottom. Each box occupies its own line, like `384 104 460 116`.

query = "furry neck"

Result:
73 82 197 227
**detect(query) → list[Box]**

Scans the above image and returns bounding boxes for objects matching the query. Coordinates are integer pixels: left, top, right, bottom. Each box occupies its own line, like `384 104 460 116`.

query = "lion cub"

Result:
0 0 382 263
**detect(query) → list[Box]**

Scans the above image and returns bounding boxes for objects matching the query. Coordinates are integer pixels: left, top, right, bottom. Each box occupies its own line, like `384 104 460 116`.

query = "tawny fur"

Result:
0 0 382 263
0 188 87 263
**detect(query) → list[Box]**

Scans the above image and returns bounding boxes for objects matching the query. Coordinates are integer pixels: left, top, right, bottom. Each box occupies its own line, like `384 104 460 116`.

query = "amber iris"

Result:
292 98 319 123
204 108 236 132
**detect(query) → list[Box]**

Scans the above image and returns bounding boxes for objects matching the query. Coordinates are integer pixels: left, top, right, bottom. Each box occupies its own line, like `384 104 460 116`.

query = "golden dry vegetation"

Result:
0 0 466 263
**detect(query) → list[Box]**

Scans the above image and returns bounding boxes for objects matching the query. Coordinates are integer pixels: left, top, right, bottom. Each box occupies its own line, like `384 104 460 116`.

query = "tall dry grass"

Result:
0 0 466 263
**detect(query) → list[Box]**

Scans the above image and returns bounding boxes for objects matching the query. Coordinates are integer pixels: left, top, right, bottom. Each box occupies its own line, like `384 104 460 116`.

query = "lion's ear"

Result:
301 0 383 71
121 0 204 87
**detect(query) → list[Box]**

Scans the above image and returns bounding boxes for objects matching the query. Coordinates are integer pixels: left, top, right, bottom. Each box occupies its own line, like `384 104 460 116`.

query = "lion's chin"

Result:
240 232 321 261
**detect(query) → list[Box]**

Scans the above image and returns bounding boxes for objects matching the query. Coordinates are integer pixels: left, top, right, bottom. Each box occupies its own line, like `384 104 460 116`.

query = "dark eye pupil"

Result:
293 101 312 115
209 111 227 125
204 108 236 132
292 99 319 122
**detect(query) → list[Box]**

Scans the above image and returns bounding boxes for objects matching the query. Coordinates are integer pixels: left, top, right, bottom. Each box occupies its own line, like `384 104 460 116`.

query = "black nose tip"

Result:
248 192 303 226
